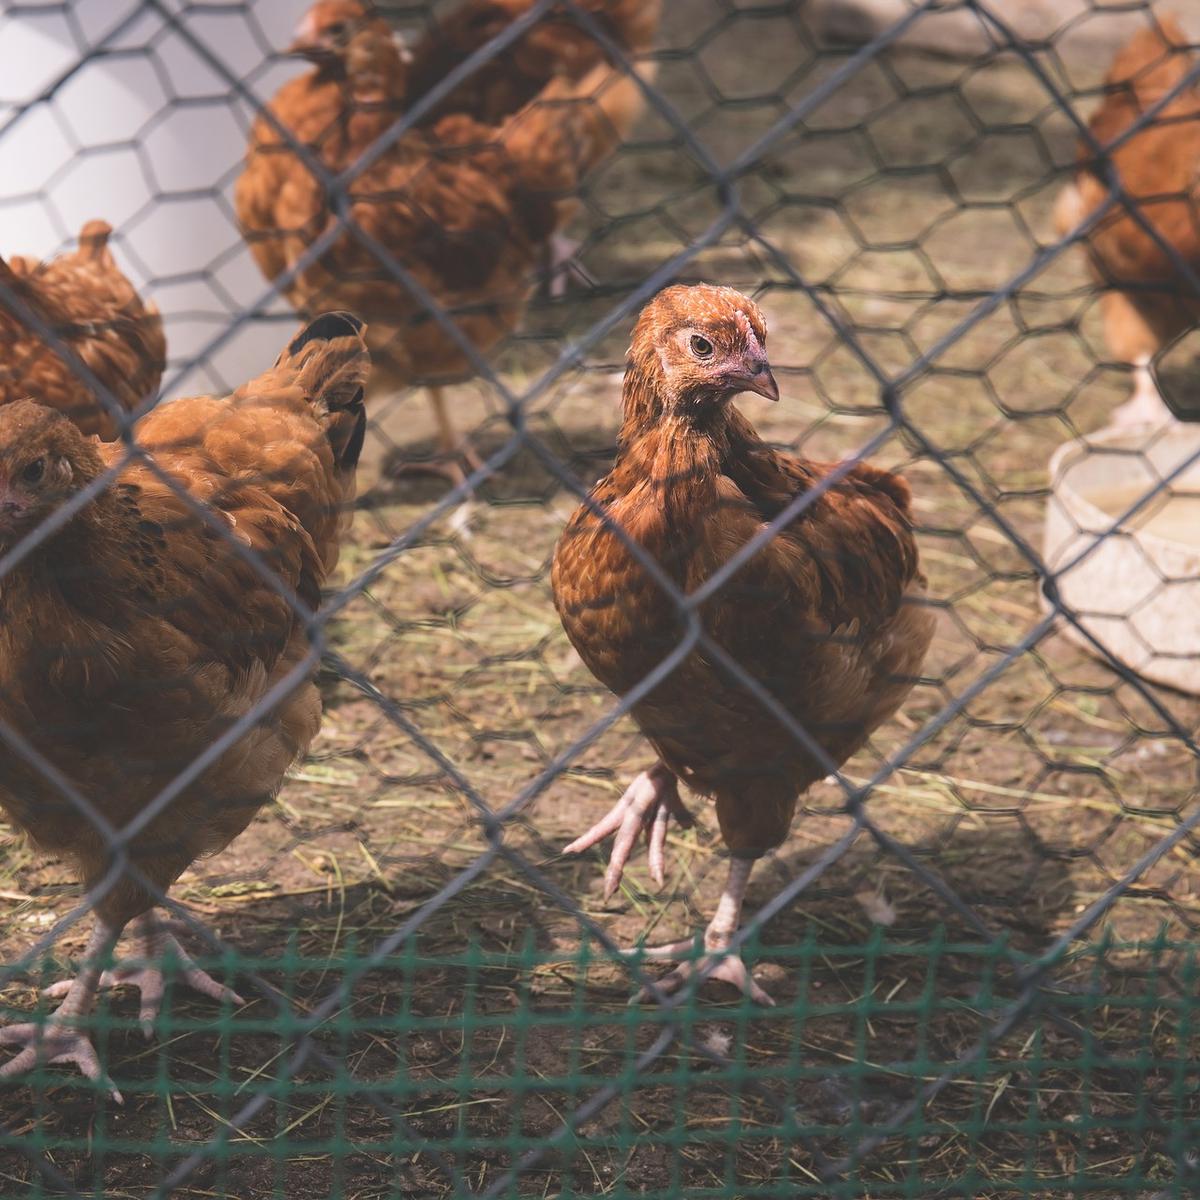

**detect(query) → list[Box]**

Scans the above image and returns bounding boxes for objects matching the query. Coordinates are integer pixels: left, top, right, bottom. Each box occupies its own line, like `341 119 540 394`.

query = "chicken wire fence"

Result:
0 0 1199 1197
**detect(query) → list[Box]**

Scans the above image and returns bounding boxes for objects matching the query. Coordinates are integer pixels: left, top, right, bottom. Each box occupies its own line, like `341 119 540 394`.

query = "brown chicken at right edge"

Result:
552 285 935 1004
1055 14 1200 427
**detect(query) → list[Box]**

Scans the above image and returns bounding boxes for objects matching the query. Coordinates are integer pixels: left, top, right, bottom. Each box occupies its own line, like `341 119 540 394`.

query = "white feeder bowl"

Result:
0 0 310 400
1044 423 1200 695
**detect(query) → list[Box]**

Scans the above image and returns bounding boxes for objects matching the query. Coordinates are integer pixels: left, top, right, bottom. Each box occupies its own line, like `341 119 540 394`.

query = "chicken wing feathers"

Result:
237 4 652 384
406 0 660 128
0 220 165 438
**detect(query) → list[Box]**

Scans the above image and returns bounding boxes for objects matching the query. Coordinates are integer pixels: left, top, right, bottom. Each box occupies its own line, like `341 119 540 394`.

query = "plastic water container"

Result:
1044 423 1200 695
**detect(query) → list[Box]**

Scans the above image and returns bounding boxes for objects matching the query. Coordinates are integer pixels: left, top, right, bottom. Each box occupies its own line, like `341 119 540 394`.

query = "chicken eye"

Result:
20 458 45 486
689 334 714 359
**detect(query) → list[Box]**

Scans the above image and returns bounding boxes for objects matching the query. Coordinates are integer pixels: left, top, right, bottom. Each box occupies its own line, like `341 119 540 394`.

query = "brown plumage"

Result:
551 285 934 1004
0 312 368 1095
235 0 655 481
403 0 661 128
0 220 165 438
362 0 660 296
1055 15 1200 426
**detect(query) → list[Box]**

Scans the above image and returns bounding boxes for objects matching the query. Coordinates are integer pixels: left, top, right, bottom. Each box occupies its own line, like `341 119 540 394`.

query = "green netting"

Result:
2 930 1196 1198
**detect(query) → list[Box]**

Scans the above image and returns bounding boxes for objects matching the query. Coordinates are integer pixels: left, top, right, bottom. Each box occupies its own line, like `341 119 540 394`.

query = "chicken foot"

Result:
0 917 124 1101
628 856 775 1007
563 762 694 900
388 387 485 488
43 911 245 1038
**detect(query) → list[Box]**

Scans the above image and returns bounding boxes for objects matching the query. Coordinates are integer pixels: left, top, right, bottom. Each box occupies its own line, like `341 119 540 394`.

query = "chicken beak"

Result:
734 358 779 402
288 36 329 59
747 366 780 402
0 486 27 536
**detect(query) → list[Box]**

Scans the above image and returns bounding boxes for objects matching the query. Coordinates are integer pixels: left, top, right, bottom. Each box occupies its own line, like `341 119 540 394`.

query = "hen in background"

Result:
402 0 660 289
236 0 656 484
1055 14 1200 427
0 220 165 438
552 285 934 1004
404 0 660 126
0 312 368 1096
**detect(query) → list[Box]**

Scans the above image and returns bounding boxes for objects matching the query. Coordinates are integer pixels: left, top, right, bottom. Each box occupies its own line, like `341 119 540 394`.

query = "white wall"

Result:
0 0 311 400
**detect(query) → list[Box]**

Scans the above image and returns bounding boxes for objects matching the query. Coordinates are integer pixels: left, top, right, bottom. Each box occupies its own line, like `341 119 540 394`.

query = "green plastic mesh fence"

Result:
4 934 1199 1197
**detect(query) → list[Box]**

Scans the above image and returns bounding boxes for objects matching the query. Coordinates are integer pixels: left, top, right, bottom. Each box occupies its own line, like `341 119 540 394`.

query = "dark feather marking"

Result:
288 310 364 354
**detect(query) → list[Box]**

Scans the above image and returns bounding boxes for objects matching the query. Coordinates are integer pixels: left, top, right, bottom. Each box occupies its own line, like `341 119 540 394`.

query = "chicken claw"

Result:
43 913 244 1038
563 762 693 900
627 857 776 1007
1 918 123 1101
628 942 776 1008
0 1021 120 1102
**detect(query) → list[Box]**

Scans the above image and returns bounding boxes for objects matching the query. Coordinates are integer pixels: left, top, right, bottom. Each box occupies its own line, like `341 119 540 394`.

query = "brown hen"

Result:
0 312 368 1095
236 0 653 483
1055 15 1200 426
406 0 659 123
551 285 935 1004
404 0 658 290
0 220 165 438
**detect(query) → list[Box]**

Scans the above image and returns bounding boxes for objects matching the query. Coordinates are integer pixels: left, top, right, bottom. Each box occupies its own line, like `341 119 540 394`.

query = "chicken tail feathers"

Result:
0 254 19 292
76 220 115 264
325 380 367 475
287 310 364 355
501 58 654 198
279 311 371 474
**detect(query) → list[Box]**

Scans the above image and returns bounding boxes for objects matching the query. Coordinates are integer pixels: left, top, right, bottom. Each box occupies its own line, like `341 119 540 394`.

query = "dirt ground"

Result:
2 3 1200 1198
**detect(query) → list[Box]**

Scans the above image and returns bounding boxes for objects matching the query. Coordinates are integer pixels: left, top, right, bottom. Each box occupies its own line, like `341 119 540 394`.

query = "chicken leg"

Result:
542 232 596 299
563 762 694 899
429 386 486 482
0 917 124 1100
43 910 244 1038
628 855 775 1006
388 387 485 488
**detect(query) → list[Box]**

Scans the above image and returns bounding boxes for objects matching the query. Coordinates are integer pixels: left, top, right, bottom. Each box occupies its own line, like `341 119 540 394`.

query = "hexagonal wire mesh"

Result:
0 0 1198 1196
